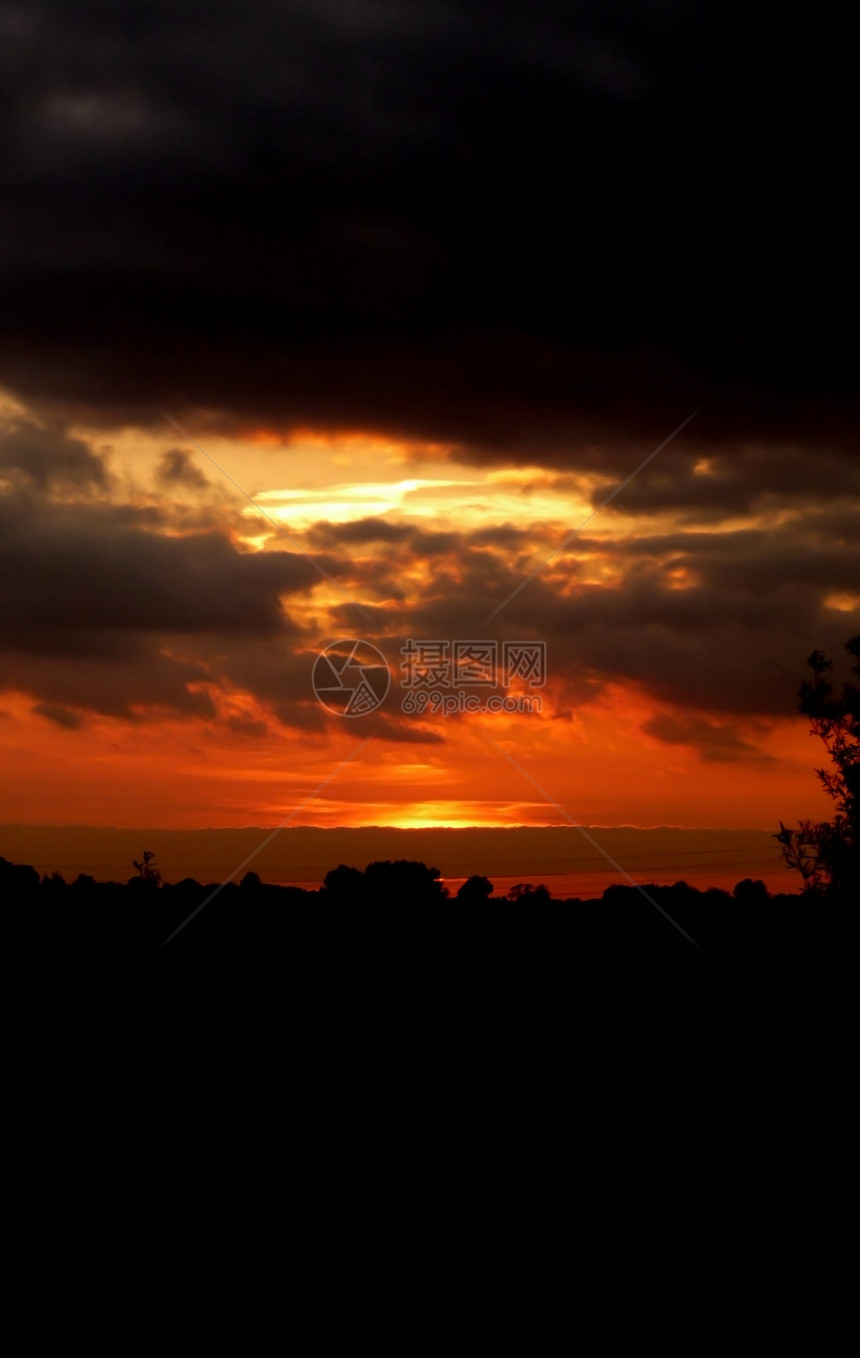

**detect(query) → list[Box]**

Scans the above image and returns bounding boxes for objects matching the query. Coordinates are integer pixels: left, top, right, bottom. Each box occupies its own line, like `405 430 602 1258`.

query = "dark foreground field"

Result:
8 852 845 1147
5 853 836 996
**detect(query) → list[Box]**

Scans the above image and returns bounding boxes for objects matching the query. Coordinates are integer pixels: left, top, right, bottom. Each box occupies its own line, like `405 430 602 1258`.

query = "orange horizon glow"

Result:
0 678 834 833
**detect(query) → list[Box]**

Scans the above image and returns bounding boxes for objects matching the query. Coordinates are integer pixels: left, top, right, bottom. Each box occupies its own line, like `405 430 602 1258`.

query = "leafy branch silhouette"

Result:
776 635 860 901
132 849 162 886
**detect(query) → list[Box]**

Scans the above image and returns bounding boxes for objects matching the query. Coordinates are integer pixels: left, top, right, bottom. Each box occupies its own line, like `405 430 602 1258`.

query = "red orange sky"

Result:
2 2 857 900
1 401 847 891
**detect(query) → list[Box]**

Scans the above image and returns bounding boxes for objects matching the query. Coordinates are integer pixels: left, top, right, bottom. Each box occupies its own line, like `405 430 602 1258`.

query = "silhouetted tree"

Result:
733 878 769 904
777 635 860 902
509 883 551 905
456 875 494 903
322 864 367 903
0 856 39 898
363 860 448 905
132 849 161 885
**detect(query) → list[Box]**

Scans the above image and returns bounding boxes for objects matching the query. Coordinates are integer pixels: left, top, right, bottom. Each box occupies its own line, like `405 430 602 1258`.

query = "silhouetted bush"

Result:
457 875 494 903
777 634 859 902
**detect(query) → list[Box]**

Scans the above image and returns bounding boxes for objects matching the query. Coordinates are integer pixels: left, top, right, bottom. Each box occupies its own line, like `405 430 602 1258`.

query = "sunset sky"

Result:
1 2 856 891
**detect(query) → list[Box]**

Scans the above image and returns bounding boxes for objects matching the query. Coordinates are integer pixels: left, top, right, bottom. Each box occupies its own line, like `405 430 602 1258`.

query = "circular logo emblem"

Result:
312 639 390 717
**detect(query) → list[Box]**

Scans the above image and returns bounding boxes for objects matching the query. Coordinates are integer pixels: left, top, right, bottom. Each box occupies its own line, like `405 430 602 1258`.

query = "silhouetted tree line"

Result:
0 848 782 912
2 642 851 980
0 843 826 980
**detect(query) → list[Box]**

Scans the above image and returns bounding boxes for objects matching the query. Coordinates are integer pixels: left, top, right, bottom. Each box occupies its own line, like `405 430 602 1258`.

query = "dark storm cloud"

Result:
308 517 412 547
0 1 855 452
589 444 860 524
0 470 444 738
211 632 443 744
0 415 107 489
3 449 855 742
308 516 536 562
337 513 860 726
0 481 336 721
1 0 856 751
225 713 269 739
0 495 324 640
6 638 217 721
32 701 82 730
641 713 775 764
156 447 209 489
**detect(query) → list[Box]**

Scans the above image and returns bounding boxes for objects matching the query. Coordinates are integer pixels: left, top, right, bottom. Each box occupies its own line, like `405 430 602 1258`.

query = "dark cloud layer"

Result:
0 415 107 489
0 429 447 739
2 471 857 765
0 496 322 641
156 448 209 489
333 515 860 729
32 701 82 730
1 4 857 761
0 475 327 720
0 1 856 453
640 713 774 764
589 444 860 524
